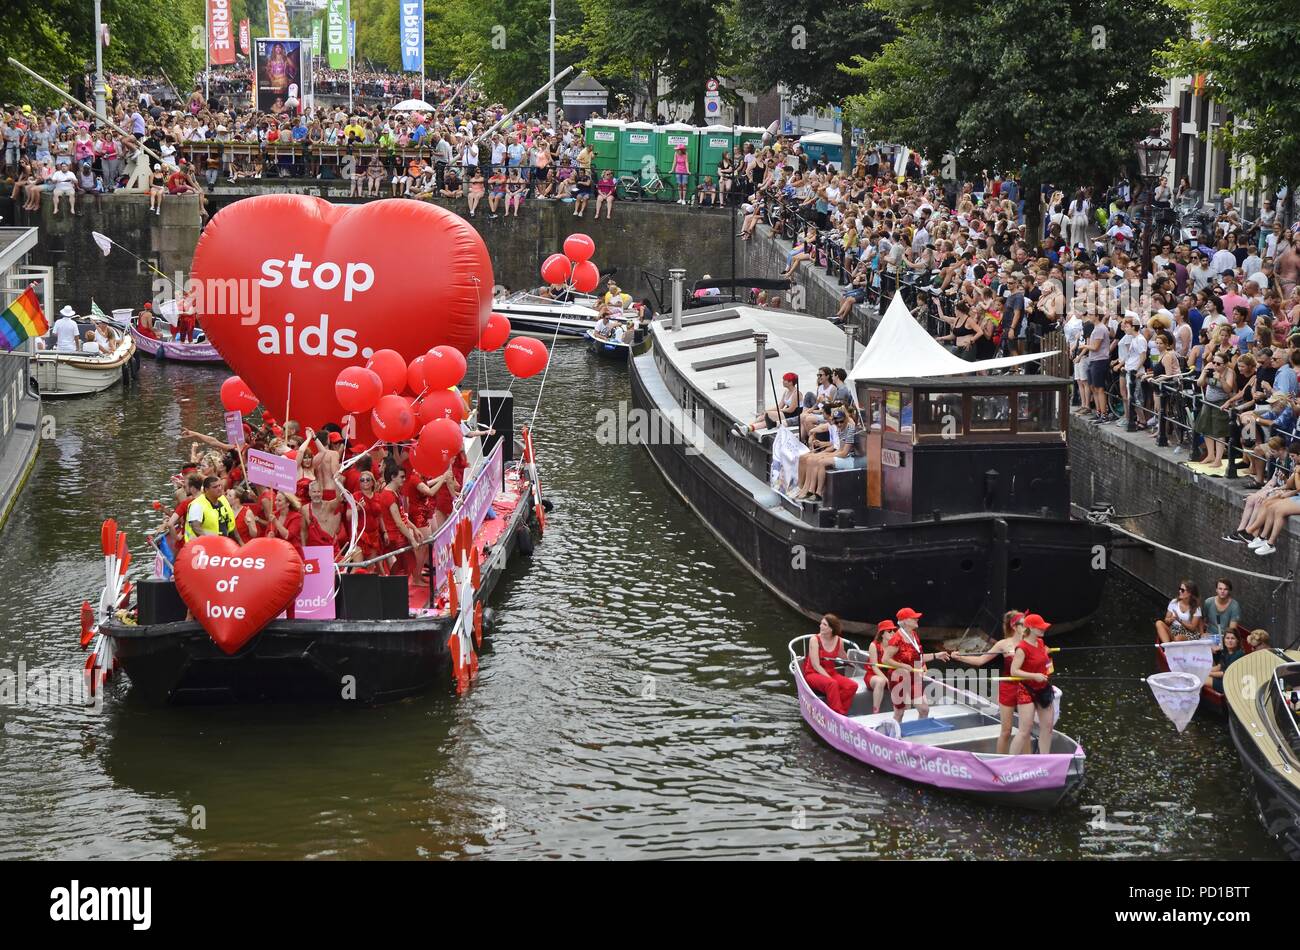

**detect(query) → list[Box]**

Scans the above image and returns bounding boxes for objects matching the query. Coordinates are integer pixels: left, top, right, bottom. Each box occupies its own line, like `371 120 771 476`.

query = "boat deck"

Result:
407 468 528 614
1224 649 1300 795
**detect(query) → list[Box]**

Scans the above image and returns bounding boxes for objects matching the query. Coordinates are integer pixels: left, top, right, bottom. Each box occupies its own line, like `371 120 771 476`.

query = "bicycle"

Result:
617 173 666 202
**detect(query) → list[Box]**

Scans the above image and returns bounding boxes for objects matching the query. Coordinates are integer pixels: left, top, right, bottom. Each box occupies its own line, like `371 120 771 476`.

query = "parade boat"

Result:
628 286 1110 638
789 635 1085 809
494 289 602 340
32 317 136 397
88 401 548 705
117 301 226 364
1223 649 1300 860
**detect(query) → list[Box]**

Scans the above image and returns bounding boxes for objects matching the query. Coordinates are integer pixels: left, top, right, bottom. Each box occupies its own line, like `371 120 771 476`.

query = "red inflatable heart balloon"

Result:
174 537 305 655
193 196 493 428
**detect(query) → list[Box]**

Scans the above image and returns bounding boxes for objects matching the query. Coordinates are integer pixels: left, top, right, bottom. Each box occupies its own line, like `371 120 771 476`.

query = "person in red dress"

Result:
802 613 859 715
1009 613 1056 754
229 487 260 544
402 470 437 575
430 449 468 530
880 607 949 725
377 459 419 575
949 609 1025 754
265 490 304 558
352 470 385 565
864 620 895 715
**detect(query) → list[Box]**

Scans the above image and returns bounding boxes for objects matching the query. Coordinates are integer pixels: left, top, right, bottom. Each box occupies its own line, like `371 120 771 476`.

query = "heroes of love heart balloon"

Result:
192 195 493 428
174 536 305 654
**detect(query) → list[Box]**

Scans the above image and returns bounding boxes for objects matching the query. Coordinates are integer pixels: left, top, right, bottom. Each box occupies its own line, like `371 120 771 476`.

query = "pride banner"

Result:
266 0 290 39
311 18 323 56
430 441 503 593
326 0 348 68
400 0 423 73
238 18 250 55
208 0 235 65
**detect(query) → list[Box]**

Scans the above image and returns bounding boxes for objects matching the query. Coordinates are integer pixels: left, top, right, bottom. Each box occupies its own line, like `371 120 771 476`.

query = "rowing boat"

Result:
789 635 1086 809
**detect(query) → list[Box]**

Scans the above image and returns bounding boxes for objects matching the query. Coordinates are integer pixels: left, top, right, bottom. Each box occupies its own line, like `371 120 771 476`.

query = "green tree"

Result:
843 0 1183 245
730 0 894 113
1163 0 1300 213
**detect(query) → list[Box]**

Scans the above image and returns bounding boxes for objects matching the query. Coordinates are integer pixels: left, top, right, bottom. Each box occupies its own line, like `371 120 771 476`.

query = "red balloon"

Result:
423 344 467 390
563 233 596 263
366 348 408 396
416 419 463 476
220 376 259 414
503 336 549 379
193 195 494 428
406 354 428 394
174 537 304 655
371 393 416 442
540 252 571 286
419 388 467 424
334 366 383 413
480 312 511 352
571 260 600 294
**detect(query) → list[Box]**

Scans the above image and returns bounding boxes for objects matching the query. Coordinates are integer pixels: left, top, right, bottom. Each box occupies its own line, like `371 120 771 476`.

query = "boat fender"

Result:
514 524 535 557
541 497 554 513
751 487 784 509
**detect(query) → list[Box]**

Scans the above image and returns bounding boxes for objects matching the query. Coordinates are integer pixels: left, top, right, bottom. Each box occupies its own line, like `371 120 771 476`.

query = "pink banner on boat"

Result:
430 441 503 592
294 545 336 619
247 448 297 493
795 675 1081 794
225 410 245 446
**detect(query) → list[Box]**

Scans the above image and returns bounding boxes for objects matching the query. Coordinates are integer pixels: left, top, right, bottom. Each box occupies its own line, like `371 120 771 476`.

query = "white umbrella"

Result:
392 99 435 112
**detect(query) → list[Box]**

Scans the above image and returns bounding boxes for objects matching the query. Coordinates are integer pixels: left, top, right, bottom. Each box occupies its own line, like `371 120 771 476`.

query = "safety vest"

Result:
185 493 236 541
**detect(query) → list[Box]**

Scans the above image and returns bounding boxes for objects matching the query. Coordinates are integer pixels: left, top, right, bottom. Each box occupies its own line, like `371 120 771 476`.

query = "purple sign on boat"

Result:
430 441 503 592
246 448 297 493
794 674 1081 794
295 545 336 619
225 410 245 446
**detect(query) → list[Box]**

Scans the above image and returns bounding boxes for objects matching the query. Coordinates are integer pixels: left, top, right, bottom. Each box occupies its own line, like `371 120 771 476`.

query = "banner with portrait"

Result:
253 38 304 115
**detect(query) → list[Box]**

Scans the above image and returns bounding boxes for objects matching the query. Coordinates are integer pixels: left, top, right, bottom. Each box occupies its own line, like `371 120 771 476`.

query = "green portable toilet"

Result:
617 121 658 198
584 119 623 174
697 125 735 189
735 125 766 160
657 122 699 200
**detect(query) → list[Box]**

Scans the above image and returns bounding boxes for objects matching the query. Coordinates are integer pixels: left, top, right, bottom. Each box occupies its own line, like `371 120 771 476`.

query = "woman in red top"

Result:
880 607 949 725
229 488 260 545
377 460 418 575
430 450 468 529
403 472 437 575
949 609 1024 754
266 490 304 557
864 620 895 715
352 471 385 565
802 613 858 715
1009 613 1055 755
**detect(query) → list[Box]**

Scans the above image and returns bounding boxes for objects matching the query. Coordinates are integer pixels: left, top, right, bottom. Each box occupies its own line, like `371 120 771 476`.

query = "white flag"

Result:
1161 639 1214 683
1147 671 1202 732
769 425 809 495
91 231 113 257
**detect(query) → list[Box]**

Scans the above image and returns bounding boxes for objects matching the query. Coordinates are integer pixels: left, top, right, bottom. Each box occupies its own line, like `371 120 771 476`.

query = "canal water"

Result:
0 346 1280 859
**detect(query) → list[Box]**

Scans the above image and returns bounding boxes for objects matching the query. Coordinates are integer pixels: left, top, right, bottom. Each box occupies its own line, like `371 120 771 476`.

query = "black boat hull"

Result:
1228 714 1300 860
629 353 1108 636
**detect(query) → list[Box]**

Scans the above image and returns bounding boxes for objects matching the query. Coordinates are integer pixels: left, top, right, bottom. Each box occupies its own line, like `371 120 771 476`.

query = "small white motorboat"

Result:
788 635 1086 810
33 318 136 397
493 289 603 340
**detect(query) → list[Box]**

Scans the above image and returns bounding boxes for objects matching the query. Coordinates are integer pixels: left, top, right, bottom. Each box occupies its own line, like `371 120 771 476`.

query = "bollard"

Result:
754 332 769 422
669 267 685 332
1226 410 1241 478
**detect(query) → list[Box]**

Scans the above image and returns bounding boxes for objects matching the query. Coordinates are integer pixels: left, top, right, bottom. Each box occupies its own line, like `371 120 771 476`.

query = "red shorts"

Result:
999 682 1023 707
889 669 923 700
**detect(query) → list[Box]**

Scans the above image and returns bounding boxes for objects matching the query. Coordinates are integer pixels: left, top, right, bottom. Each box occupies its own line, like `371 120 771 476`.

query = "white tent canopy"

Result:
849 292 1056 381
392 99 435 112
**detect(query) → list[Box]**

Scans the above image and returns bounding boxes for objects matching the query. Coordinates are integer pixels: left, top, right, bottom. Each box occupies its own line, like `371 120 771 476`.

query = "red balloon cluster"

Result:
331 342 473 448
539 233 600 293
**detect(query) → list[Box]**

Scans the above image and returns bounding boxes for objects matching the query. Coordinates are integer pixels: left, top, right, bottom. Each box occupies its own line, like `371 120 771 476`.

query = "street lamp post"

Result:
93 0 107 118
1132 135 1170 432
547 0 556 128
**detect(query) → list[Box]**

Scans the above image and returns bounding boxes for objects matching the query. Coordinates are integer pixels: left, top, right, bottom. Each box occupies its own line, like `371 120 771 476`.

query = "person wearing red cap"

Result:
802 613 859 715
864 620 895 714
1009 613 1055 755
949 609 1025 754
881 607 949 724
136 301 159 340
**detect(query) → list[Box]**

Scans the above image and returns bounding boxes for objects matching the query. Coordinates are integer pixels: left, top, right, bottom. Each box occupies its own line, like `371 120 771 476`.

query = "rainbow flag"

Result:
0 288 49 352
